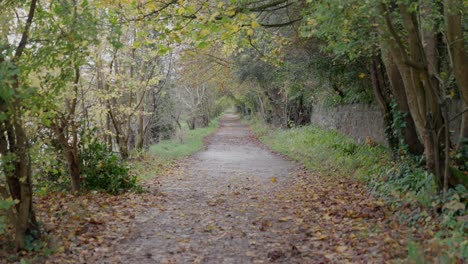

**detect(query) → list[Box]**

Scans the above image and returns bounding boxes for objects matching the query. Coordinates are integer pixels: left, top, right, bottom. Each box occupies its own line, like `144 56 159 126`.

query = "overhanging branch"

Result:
259 17 302 28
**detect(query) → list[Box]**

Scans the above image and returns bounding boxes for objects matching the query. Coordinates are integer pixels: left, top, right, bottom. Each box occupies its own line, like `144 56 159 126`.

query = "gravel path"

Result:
103 114 404 263
106 114 300 263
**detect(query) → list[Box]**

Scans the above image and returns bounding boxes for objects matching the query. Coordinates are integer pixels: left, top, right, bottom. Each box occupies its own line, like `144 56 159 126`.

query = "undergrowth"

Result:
80 138 138 195
249 118 467 262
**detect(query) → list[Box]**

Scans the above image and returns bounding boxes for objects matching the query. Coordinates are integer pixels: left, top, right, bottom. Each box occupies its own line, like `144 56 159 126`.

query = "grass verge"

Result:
130 118 219 181
248 117 467 262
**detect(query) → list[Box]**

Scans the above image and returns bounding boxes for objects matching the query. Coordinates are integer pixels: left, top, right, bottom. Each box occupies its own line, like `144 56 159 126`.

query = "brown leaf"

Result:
259 220 270 231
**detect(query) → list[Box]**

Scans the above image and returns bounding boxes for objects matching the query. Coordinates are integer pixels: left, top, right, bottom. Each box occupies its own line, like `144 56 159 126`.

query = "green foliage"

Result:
301 0 379 61
453 138 468 182
0 198 17 235
149 118 218 159
31 143 69 194
403 185 467 262
406 240 425 264
435 186 468 261
371 159 437 206
79 138 137 195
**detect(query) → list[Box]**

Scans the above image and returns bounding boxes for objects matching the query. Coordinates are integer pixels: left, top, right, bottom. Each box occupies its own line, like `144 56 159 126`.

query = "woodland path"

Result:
102 114 407 263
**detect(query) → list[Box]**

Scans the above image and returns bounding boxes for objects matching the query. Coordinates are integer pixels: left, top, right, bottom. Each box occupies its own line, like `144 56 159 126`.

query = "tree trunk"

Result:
379 3 450 188
381 48 424 154
107 102 129 159
119 136 129 159
401 5 446 186
370 56 398 152
189 117 196 130
445 0 468 146
0 103 39 251
136 113 144 150
0 0 40 250
106 114 113 152
1 39 39 253
66 150 81 193
54 124 81 193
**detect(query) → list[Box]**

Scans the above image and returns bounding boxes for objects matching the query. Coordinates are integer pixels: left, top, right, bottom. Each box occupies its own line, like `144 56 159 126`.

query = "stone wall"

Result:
310 104 386 144
310 101 463 145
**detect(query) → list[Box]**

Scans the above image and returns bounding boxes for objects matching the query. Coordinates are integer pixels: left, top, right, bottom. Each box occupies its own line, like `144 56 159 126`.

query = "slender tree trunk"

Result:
64 145 81 193
136 113 144 150
136 88 145 150
187 117 196 130
370 56 398 152
53 124 81 193
55 65 82 193
106 114 113 152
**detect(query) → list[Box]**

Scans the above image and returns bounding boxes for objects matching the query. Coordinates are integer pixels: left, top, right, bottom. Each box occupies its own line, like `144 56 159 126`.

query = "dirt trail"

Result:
103 114 405 263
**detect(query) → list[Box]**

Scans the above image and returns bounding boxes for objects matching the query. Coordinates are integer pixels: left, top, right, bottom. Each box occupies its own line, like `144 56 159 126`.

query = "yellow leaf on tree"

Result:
226 9 236 17
247 29 254 36
177 7 185 15
231 24 239 32
251 20 260 29
200 29 210 37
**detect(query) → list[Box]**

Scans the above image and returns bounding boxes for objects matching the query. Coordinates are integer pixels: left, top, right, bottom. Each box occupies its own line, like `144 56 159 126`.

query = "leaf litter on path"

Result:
99 114 423 263
2 114 434 263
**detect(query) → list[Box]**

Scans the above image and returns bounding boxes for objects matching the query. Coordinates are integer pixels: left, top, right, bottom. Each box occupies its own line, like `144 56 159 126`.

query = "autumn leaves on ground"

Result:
2 114 437 263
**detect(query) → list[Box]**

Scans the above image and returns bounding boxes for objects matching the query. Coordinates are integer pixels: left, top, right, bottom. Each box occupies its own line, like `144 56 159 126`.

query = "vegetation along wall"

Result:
311 101 463 145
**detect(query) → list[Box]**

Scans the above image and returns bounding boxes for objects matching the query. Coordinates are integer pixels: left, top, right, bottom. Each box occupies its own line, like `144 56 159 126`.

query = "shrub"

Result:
31 145 69 194
79 138 137 195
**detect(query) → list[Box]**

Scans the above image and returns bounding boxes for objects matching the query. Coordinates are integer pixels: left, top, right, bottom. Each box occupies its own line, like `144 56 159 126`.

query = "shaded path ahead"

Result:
104 114 404 263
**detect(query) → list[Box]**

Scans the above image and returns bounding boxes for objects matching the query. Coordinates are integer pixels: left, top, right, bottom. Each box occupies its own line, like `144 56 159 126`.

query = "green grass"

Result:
130 118 219 181
250 119 389 180
149 118 218 158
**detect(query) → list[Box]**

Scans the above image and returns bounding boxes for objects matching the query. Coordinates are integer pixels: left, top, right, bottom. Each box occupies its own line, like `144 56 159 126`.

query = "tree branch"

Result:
130 0 178 21
380 3 407 59
248 0 290 12
14 0 38 60
259 17 302 28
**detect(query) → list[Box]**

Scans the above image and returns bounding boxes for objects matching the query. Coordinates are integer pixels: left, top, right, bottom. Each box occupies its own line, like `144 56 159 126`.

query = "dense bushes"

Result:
79 138 138 195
